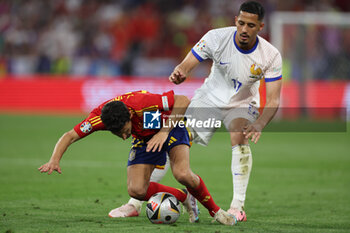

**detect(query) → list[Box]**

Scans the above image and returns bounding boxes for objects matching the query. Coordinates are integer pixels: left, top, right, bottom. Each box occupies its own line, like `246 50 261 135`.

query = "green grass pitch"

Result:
0 114 349 233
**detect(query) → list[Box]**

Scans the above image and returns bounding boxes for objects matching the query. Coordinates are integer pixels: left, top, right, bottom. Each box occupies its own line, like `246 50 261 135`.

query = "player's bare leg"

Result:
227 118 251 222
169 145 199 189
125 161 196 223
109 164 154 218
109 157 170 218
169 145 236 225
127 163 155 200
168 144 199 223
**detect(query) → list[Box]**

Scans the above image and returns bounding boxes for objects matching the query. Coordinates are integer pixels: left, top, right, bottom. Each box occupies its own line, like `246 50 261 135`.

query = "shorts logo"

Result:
248 104 259 119
143 110 161 129
80 122 92 133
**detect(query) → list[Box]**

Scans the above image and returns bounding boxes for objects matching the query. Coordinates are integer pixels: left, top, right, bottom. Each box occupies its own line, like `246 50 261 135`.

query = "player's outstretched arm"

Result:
38 129 80 174
244 79 282 143
146 95 190 152
169 51 200 85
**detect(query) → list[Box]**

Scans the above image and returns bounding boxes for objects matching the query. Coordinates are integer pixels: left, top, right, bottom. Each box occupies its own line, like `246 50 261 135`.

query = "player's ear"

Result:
259 22 265 32
234 16 238 26
129 110 133 119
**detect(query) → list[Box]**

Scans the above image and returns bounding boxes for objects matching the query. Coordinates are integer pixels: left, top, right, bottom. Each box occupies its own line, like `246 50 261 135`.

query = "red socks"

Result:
187 175 220 217
144 182 187 202
144 176 220 217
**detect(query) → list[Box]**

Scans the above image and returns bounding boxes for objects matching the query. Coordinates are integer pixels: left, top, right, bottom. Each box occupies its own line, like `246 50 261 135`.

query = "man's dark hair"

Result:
239 1 265 21
101 101 130 133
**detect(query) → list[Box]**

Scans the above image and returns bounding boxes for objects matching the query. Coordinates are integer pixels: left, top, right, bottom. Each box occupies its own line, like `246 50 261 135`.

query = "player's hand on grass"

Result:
146 131 169 152
243 123 263 144
38 161 62 175
169 67 186 85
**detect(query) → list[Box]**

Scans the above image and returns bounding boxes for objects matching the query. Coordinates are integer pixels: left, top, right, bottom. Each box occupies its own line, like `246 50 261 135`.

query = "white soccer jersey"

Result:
191 26 282 109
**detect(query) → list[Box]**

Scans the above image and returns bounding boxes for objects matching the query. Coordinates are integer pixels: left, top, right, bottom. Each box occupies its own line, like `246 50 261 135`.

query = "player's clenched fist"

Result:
169 66 187 84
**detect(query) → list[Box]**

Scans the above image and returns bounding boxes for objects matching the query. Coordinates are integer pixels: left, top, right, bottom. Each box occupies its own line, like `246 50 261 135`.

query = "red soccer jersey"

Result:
73 90 175 139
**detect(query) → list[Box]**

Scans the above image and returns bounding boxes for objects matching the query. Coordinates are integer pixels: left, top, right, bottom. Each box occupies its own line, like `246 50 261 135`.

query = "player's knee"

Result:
230 129 248 144
128 185 147 200
228 119 249 143
173 169 193 186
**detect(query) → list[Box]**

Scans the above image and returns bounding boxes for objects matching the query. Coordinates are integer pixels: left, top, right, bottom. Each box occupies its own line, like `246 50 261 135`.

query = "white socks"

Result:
127 155 170 211
230 144 252 211
150 155 170 183
127 197 143 212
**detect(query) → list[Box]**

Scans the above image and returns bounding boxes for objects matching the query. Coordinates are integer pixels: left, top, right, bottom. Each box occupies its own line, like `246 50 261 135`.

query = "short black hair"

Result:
239 1 265 21
101 101 131 133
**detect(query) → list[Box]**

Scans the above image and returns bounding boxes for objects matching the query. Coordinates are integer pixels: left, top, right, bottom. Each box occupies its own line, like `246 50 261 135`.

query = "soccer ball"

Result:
146 192 181 224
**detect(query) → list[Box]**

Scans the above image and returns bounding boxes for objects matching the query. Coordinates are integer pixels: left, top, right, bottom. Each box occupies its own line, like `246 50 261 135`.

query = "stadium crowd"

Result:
0 0 349 78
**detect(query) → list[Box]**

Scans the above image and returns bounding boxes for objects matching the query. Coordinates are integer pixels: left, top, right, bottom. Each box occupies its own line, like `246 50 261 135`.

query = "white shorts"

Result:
185 93 259 146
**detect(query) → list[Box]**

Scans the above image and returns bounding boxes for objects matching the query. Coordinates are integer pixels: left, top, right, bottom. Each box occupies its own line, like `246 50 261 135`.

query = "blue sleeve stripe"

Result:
191 48 204 62
265 75 282 82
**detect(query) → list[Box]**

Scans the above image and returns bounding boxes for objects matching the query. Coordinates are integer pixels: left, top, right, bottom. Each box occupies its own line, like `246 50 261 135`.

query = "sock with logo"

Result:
186 175 220 217
230 144 252 211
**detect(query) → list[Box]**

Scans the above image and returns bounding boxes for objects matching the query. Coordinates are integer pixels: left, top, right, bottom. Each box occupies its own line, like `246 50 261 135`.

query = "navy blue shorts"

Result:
127 126 191 168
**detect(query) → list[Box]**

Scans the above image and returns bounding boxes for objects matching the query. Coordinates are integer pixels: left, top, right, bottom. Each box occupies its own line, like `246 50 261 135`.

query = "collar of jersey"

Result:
233 31 259 54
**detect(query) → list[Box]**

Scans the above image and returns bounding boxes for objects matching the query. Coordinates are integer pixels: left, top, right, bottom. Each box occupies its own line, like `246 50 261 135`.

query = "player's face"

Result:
235 11 264 49
114 121 132 140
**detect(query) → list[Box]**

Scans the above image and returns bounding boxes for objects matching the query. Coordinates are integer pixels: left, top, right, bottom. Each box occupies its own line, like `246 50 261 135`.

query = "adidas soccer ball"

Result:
146 192 181 224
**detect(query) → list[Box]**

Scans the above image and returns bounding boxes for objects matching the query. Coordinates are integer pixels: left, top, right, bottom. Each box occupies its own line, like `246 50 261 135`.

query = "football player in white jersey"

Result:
168 1 282 222
108 1 282 222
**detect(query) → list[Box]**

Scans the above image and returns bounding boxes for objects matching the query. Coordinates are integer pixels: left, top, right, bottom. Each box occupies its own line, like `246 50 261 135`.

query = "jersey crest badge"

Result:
129 149 136 161
80 121 92 133
249 64 263 80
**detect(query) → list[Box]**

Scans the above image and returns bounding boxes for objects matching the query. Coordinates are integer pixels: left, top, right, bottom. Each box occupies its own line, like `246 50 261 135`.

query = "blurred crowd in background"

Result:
0 0 349 79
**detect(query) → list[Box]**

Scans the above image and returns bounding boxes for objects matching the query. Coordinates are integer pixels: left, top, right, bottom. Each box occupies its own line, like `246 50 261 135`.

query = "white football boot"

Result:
182 190 200 223
108 204 140 218
214 209 237 225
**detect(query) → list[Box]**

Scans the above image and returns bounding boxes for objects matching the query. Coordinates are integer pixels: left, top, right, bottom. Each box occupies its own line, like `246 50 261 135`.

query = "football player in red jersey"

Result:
38 90 236 225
